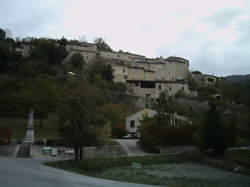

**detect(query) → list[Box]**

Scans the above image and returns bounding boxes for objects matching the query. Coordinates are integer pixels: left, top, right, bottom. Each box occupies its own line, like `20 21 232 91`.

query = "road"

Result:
115 139 152 156
0 158 157 187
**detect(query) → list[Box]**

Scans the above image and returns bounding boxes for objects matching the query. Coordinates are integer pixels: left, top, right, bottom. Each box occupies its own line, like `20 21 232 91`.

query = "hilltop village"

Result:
16 40 221 99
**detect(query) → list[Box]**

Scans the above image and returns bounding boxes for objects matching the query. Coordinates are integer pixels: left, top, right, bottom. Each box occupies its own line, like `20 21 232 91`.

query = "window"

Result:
145 93 151 97
182 87 184 91
130 120 135 128
169 87 172 91
124 75 128 79
158 85 162 90
208 78 214 83
122 69 126 73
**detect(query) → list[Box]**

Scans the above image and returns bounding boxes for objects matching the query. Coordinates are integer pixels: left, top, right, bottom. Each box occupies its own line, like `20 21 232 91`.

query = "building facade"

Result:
127 80 191 98
126 108 192 133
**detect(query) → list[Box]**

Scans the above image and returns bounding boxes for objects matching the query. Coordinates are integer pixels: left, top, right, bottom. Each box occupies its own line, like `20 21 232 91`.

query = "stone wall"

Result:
30 145 126 159
159 145 198 154
82 145 127 158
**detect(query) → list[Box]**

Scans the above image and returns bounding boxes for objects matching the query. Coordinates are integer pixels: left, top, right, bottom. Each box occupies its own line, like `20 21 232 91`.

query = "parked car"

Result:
123 133 140 139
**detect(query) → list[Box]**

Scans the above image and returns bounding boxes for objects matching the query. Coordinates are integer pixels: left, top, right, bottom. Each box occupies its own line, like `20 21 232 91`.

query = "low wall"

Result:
82 145 127 158
30 145 127 160
159 145 198 154
0 145 19 157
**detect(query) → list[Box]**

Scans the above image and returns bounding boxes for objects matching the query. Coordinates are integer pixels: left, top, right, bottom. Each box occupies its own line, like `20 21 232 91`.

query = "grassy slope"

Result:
0 117 58 139
226 149 250 166
46 151 250 186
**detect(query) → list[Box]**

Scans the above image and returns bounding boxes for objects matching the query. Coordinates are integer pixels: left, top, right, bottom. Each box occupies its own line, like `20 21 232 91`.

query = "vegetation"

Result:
0 28 135 150
195 100 228 155
140 92 198 152
46 152 250 186
57 77 108 160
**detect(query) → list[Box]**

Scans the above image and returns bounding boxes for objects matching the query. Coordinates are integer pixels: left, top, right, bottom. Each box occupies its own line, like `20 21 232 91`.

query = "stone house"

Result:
126 108 157 133
64 43 97 63
127 80 191 98
192 73 221 86
111 64 156 83
129 56 189 81
126 108 192 133
98 51 130 61
15 44 35 57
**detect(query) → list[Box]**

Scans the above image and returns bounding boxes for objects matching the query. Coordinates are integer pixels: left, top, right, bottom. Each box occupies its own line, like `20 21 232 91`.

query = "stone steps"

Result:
16 145 30 158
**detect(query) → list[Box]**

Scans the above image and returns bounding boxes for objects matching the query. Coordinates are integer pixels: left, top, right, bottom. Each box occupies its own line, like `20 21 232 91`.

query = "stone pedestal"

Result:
23 109 35 144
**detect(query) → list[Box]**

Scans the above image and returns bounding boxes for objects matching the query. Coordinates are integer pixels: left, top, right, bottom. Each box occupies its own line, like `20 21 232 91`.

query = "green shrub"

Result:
139 116 198 152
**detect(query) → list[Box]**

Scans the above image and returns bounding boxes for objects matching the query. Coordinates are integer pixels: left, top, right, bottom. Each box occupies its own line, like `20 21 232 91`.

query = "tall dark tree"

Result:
200 100 228 155
0 28 6 40
57 77 107 160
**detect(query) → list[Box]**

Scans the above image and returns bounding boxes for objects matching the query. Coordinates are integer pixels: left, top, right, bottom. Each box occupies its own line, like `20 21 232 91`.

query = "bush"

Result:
139 117 198 152
111 123 128 138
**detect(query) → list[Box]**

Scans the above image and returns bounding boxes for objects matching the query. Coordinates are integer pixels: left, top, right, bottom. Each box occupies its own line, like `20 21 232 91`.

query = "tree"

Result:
0 28 6 40
102 103 128 137
69 54 85 70
87 60 113 84
12 75 58 126
57 77 107 160
199 100 228 155
94 37 112 52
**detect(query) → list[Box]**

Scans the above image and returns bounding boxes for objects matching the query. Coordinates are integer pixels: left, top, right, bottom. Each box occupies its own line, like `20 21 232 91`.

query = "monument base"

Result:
23 129 34 144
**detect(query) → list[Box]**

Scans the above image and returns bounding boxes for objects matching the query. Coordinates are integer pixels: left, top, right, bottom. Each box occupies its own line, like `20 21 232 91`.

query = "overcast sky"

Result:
1 0 249 76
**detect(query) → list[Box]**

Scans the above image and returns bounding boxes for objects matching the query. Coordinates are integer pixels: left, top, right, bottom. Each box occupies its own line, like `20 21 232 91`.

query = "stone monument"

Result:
23 108 35 144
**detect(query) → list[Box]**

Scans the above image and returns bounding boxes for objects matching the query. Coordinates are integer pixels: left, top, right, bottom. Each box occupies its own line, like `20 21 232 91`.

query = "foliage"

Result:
87 60 113 84
11 75 59 126
68 53 85 70
140 116 197 152
197 100 228 155
0 29 6 40
187 72 198 91
56 77 108 160
102 103 128 137
0 127 12 140
94 37 112 52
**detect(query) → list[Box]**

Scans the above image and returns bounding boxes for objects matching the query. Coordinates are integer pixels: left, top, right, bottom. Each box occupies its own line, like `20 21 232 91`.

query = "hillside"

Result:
225 74 250 83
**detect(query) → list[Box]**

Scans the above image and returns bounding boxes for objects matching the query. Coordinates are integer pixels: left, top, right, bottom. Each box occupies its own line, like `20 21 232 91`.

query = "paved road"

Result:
115 139 152 156
0 158 157 187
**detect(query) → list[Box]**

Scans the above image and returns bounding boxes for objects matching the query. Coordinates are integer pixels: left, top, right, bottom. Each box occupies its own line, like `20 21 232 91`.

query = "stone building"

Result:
111 64 155 83
64 43 97 63
129 56 189 81
98 51 130 61
15 44 35 57
192 72 221 86
127 80 191 98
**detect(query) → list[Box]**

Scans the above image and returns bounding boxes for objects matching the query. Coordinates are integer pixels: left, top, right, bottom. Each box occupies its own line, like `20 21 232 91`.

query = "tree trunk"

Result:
79 145 83 160
74 146 79 161
39 116 44 128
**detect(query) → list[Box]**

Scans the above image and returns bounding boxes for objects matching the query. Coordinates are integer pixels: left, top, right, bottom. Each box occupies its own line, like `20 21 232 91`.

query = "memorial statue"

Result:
23 108 35 144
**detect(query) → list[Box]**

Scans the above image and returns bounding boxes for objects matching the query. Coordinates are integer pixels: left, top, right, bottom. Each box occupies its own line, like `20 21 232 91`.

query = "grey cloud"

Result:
204 9 242 28
0 0 66 38
156 23 250 76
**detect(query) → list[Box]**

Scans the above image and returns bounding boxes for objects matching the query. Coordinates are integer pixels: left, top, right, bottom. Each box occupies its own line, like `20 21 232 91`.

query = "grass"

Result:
226 149 250 166
0 117 58 139
46 153 204 175
46 153 250 187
